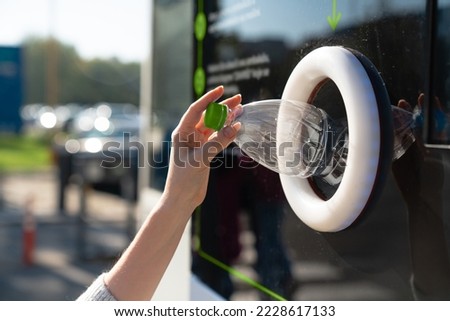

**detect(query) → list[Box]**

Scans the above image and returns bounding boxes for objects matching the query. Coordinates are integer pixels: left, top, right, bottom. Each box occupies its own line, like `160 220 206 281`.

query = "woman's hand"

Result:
102 86 242 301
164 85 242 209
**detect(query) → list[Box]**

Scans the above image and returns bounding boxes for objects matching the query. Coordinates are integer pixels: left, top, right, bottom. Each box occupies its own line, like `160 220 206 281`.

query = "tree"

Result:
22 37 140 106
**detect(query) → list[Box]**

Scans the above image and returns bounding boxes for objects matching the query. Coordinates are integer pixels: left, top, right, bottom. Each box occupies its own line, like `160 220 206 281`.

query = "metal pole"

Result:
137 0 155 194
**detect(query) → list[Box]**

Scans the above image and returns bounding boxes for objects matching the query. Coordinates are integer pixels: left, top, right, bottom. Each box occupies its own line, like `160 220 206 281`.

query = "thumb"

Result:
202 122 241 162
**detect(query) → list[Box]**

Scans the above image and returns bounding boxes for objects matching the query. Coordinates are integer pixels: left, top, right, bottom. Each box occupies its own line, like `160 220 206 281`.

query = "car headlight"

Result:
84 138 103 153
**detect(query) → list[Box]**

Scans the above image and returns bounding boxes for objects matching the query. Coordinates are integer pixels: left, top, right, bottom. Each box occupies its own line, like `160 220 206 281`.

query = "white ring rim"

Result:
278 46 381 232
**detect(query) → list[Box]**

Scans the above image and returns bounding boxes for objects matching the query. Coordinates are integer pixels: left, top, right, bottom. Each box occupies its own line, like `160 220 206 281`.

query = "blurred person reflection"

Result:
191 146 243 299
392 94 450 300
192 151 296 300
242 159 296 299
192 87 296 300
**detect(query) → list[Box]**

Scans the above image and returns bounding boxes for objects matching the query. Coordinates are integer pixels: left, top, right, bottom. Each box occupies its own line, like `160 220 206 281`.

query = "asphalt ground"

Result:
0 170 130 300
0 169 404 301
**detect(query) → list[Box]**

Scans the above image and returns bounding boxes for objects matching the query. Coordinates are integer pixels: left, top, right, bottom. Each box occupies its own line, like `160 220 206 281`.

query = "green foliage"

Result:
0 133 51 172
22 37 140 106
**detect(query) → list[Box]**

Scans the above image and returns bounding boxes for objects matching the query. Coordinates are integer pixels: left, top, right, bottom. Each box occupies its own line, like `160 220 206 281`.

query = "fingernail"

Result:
223 126 235 138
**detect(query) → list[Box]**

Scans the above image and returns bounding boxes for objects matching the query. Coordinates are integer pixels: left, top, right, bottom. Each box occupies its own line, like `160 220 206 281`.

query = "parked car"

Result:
51 103 141 212
21 103 84 135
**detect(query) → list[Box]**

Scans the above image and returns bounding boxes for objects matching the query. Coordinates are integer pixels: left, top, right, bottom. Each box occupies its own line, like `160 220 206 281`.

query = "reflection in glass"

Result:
193 0 450 300
430 2 450 143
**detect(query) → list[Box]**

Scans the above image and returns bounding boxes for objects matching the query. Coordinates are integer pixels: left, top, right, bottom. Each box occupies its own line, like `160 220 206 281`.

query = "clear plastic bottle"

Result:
204 99 415 183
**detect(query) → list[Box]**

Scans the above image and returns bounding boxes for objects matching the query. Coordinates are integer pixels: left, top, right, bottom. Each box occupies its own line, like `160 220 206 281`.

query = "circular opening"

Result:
279 46 388 232
308 79 347 200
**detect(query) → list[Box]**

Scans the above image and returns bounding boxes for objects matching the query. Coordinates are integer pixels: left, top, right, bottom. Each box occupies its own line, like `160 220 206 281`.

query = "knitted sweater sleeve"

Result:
76 273 117 301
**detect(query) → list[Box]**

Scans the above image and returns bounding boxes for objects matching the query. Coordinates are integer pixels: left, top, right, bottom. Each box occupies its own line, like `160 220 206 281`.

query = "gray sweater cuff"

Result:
77 273 117 301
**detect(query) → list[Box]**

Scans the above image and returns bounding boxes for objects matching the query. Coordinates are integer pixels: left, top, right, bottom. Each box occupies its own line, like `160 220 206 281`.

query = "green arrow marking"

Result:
327 0 342 31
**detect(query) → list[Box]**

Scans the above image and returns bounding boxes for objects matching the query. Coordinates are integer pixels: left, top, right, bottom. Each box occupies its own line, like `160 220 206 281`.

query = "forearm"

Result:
104 193 195 301
93 87 240 301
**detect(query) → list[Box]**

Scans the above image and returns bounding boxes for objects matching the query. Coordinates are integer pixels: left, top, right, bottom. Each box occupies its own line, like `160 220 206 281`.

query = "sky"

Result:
0 0 150 62
0 0 428 63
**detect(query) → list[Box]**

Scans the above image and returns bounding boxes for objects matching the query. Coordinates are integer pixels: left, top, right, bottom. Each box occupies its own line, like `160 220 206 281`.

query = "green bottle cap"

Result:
204 102 229 131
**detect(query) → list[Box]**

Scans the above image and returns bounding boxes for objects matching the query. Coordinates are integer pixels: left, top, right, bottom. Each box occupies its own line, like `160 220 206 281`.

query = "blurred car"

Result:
20 103 84 135
51 102 141 211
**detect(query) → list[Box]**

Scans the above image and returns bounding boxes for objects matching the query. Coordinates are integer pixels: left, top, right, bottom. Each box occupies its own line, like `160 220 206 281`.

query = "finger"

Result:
397 99 412 111
195 102 242 136
181 86 225 128
195 117 215 137
220 94 242 109
202 122 241 162
417 93 425 108
194 93 242 136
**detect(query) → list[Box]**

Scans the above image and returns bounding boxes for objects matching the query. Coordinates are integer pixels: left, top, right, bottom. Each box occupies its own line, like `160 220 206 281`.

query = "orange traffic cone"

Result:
22 196 36 266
